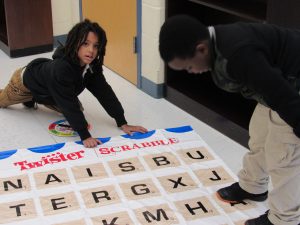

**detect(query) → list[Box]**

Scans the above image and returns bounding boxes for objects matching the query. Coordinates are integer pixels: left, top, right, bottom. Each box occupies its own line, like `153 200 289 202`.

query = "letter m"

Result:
143 208 169 222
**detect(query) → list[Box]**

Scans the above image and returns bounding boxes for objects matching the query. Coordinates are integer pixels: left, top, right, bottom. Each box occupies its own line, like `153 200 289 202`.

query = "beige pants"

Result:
238 103 300 225
0 68 33 107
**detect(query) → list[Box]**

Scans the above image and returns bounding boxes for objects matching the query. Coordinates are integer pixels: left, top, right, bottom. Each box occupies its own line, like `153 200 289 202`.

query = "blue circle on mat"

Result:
28 143 65 153
0 150 18 160
121 130 155 139
75 137 111 145
165 126 193 133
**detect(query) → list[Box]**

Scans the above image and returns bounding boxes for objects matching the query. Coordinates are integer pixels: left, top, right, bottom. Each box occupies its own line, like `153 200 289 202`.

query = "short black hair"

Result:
65 19 107 70
159 15 209 62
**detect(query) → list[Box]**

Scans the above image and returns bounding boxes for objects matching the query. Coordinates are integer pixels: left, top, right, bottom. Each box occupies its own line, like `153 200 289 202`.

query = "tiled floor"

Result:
0 49 248 174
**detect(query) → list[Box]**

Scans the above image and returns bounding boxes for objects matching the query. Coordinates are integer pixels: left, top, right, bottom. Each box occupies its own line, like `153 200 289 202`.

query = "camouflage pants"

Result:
0 68 33 107
0 68 84 112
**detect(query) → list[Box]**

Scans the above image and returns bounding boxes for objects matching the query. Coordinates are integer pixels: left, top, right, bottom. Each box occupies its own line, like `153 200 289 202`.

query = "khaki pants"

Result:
0 68 33 107
238 103 300 225
0 68 84 112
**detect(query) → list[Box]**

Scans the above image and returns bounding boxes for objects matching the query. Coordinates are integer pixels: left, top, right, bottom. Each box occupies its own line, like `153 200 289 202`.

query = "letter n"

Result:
3 179 23 191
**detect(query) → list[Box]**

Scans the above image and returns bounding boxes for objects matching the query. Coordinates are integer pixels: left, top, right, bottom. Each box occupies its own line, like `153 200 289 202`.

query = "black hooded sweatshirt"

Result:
23 47 127 140
210 22 300 137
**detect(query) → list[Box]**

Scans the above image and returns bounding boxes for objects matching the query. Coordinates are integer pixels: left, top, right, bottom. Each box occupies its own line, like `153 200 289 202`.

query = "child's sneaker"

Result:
245 211 300 225
23 100 37 109
245 212 273 225
216 182 268 203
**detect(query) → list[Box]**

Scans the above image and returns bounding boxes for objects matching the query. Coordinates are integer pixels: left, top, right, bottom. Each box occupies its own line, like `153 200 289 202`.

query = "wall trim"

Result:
140 76 164 98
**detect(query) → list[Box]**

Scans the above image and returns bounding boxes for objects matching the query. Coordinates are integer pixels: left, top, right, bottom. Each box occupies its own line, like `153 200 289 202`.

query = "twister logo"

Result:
14 150 85 171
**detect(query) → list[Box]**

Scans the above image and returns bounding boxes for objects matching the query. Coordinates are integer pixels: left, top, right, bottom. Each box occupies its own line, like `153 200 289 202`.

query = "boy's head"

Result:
65 19 107 67
159 15 211 74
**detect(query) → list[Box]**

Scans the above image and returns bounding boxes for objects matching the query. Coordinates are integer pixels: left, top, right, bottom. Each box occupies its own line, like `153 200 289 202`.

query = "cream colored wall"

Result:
51 0 80 36
142 0 165 84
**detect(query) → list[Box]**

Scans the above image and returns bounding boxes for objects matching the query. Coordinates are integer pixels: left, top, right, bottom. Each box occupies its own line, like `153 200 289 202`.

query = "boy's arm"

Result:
85 72 127 127
47 69 91 141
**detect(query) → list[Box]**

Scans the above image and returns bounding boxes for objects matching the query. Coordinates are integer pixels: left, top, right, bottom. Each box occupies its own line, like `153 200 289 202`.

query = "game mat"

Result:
0 126 267 225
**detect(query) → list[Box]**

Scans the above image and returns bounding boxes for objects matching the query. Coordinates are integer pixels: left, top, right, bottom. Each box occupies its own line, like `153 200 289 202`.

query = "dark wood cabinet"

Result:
0 0 53 57
165 0 300 147
267 0 300 29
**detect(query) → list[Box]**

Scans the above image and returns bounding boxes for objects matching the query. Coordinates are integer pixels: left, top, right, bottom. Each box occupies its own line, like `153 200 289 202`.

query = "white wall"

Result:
51 0 80 36
141 0 165 84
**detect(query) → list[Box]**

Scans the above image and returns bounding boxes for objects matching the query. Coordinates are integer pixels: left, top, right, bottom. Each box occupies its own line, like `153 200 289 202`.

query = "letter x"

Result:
168 177 187 188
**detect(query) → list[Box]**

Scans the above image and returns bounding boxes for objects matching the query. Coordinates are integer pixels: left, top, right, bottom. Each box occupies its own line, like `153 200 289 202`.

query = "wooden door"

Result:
82 0 137 85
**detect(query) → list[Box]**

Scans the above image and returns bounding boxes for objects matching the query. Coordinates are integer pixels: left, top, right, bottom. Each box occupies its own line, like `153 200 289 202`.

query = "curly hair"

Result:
159 15 209 62
64 19 107 70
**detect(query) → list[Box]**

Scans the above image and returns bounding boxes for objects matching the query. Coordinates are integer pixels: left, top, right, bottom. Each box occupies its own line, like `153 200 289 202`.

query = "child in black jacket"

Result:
0 19 147 148
159 15 300 225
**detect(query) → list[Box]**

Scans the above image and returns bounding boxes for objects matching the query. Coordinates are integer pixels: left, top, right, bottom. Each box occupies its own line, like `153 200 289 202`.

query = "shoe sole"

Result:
216 192 240 204
215 192 268 204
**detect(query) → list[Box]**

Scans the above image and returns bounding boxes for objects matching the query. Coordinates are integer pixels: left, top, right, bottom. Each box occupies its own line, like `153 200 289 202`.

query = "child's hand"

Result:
83 137 102 148
121 124 148 136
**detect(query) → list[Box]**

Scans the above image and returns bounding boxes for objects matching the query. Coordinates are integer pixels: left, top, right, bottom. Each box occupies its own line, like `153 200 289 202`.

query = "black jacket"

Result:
23 48 127 140
210 22 300 137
